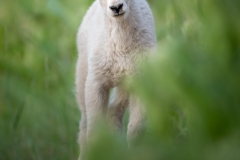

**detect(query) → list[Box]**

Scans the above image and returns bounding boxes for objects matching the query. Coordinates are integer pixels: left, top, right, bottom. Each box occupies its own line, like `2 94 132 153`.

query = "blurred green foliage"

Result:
1 0 240 160
0 0 87 159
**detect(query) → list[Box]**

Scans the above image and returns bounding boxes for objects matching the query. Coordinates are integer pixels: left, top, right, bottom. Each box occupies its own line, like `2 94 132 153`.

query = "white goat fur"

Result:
76 0 156 159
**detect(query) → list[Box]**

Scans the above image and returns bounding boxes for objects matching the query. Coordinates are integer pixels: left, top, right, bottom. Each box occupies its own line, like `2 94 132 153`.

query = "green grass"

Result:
0 0 86 159
1 0 240 160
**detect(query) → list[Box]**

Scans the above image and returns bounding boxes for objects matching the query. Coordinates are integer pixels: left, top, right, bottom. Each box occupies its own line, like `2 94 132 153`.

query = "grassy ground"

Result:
1 0 240 160
0 0 88 159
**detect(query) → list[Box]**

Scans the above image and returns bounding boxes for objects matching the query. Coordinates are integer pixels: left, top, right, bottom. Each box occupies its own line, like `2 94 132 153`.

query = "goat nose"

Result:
109 3 123 13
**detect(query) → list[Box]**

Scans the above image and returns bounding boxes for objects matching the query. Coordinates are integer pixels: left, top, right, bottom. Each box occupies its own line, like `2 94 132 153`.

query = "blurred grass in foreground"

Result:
1 0 240 160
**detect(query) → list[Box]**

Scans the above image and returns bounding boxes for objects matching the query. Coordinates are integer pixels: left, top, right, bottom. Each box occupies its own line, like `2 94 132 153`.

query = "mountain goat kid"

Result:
76 0 156 159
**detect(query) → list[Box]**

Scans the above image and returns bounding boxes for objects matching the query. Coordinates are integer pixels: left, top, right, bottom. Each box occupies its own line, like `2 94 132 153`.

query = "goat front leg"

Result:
85 74 110 144
108 87 129 133
127 96 146 147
